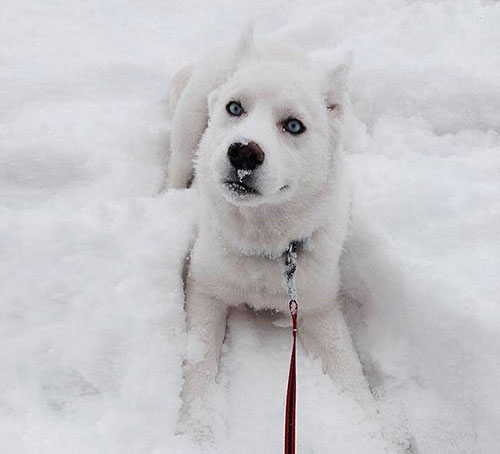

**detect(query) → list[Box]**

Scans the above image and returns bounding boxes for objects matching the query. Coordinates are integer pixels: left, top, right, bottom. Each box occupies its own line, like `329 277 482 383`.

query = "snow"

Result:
236 168 252 182
1 1 499 453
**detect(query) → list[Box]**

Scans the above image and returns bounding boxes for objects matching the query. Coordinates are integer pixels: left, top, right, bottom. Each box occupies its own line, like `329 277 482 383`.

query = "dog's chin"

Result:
224 180 259 195
218 179 292 207
220 180 263 206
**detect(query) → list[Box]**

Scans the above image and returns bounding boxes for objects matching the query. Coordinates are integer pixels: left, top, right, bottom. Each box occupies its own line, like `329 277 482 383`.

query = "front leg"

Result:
302 306 410 453
300 305 374 410
178 284 227 440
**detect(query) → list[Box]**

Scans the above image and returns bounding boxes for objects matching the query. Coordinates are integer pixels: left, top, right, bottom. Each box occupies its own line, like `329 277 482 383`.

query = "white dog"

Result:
168 30 391 446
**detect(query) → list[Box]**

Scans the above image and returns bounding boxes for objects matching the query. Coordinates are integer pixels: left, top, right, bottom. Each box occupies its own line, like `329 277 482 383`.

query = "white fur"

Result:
169 33 395 449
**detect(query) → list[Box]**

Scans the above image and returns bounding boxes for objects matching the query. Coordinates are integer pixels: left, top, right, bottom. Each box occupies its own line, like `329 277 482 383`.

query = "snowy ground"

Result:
1 1 499 453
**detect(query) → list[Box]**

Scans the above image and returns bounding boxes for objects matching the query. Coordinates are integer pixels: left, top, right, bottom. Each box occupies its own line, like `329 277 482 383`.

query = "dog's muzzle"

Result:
223 141 264 196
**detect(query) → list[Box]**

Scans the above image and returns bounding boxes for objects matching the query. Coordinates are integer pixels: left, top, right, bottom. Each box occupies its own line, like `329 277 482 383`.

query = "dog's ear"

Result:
234 22 256 66
325 52 352 115
207 87 221 118
168 63 193 116
207 25 255 119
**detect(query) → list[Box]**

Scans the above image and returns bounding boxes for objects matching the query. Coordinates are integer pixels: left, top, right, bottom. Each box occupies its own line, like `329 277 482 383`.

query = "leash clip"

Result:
284 241 299 302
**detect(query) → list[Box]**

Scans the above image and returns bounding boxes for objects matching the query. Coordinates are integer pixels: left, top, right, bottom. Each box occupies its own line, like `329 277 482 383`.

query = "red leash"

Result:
283 241 299 454
284 299 298 454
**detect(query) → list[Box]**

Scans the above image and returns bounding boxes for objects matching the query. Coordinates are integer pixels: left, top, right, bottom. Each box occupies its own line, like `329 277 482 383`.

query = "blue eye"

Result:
284 118 306 135
226 101 243 116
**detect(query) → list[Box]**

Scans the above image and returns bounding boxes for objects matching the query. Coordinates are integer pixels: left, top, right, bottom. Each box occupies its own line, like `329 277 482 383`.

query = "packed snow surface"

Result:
1 1 499 453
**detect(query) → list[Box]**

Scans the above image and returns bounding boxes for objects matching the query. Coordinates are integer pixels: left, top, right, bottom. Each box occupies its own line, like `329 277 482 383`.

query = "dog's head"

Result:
197 32 350 208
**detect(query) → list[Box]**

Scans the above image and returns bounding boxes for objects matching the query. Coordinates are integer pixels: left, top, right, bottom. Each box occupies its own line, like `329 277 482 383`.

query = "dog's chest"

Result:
196 249 287 310
190 237 337 313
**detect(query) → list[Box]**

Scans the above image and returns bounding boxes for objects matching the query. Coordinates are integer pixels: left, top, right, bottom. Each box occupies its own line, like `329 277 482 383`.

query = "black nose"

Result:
227 141 265 171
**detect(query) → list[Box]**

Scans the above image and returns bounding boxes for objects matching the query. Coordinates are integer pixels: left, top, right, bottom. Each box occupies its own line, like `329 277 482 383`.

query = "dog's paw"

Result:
176 404 216 446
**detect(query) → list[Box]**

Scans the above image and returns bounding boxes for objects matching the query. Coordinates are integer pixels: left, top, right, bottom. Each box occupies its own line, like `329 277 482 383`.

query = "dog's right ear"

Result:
207 87 221 118
234 23 256 66
207 25 255 119
168 63 193 116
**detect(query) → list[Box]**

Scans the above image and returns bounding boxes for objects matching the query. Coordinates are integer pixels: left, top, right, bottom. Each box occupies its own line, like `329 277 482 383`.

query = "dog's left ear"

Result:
325 52 352 115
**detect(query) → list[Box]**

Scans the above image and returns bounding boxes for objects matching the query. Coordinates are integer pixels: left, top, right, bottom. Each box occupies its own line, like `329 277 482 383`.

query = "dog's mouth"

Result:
223 180 260 196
